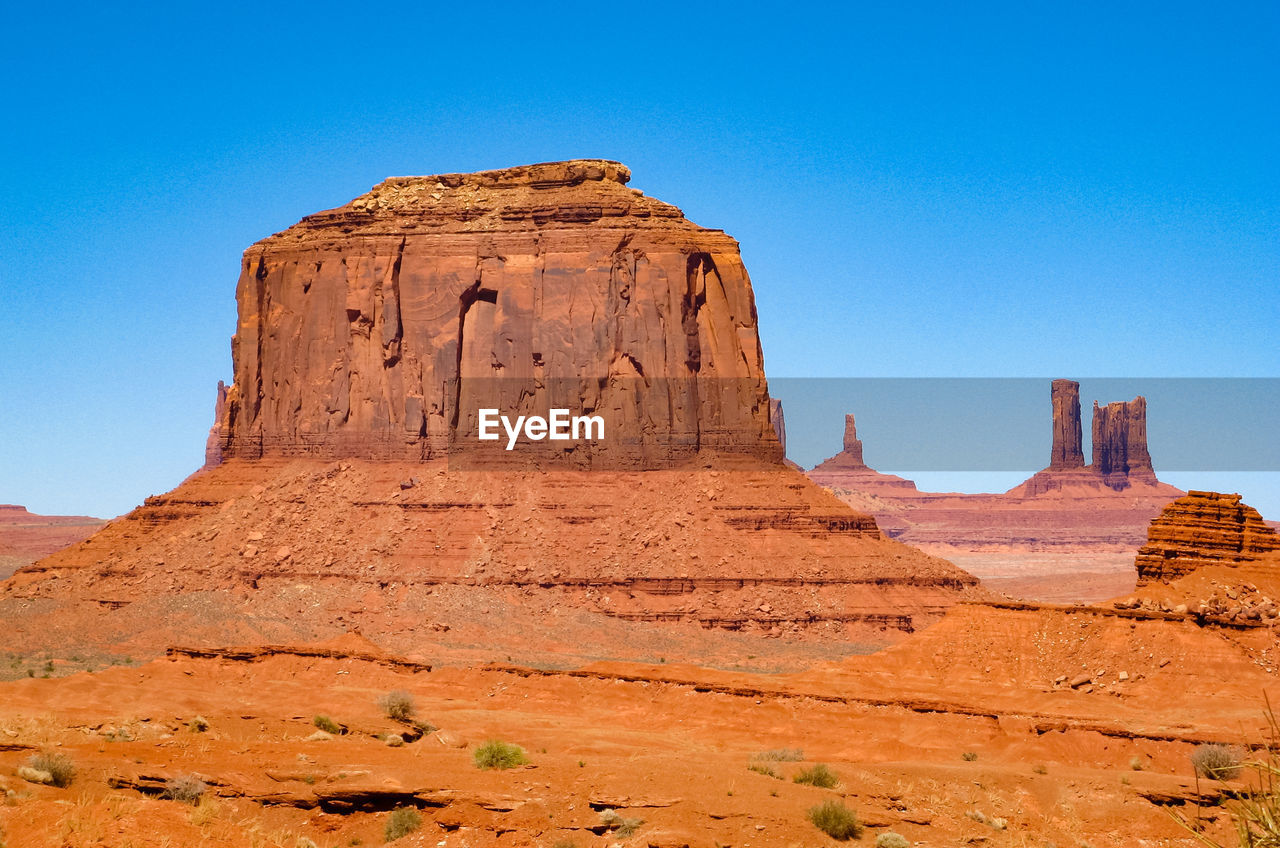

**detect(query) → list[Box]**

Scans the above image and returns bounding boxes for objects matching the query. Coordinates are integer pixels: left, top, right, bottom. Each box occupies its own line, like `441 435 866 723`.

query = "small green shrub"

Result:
1191 743 1241 780
188 716 210 733
379 690 415 721
27 752 74 787
876 832 911 848
384 806 421 841
793 763 839 788
748 763 783 779
164 774 207 805
753 747 804 762
313 715 344 735
473 739 527 770
962 751 978 761
599 809 643 837
807 799 862 840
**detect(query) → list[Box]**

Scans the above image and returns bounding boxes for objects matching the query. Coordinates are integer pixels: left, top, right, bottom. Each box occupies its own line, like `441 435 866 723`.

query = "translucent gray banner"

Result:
771 378 1279 472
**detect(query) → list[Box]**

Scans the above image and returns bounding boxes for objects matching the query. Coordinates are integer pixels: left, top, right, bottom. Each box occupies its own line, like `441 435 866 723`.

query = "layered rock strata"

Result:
210 160 779 469
1135 491 1280 584
3 161 990 655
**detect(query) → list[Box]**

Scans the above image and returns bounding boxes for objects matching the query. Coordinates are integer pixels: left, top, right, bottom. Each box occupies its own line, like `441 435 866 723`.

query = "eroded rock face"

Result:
1092 397 1157 488
212 160 779 468
1135 491 1280 584
1013 386 1171 497
1049 379 1085 470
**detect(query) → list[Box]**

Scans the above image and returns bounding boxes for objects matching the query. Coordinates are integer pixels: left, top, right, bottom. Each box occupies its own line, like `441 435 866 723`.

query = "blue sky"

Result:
1 2 1277 518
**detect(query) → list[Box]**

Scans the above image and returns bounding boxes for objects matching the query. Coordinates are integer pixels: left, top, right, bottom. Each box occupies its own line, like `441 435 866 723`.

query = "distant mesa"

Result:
0 505 104 582
1135 490 1280 584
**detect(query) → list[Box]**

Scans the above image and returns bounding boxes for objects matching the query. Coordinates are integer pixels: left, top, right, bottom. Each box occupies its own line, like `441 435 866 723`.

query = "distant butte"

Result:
808 379 1188 603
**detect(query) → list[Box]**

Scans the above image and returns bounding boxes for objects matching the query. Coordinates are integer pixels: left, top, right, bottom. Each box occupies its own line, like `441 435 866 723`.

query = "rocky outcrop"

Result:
204 381 228 469
768 398 786 455
808 415 919 497
1092 397 1157 488
212 160 779 469
840 414 866 467
1049 379 1084 470
1135 491 1280 584
1010 384 1175 498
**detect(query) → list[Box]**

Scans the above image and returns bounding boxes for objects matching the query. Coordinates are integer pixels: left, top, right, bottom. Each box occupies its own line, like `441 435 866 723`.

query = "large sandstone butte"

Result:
208 159 778 468
3 161 987 658
1135 490 1280 584
808 380 1184 603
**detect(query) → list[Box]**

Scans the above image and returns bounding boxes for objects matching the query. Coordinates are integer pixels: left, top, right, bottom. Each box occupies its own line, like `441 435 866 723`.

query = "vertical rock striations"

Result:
1010 383 1174 497
211 160 779 468
1135 491 1280 584
1049 379 1085 470
1092 397 1158 489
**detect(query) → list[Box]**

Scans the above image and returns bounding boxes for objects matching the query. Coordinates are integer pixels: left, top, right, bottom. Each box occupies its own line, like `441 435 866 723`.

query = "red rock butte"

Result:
207 159 780 469
4 161 989 658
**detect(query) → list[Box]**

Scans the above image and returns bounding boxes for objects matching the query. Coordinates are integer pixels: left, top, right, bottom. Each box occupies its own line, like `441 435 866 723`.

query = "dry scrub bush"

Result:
748 763 783 779
1192 743 1242 780
807 799 862 840
27 752 74 787
379 690 415 721
793 763 839 788
312 715 344 735
876 833 910 848
1173 702 1280 846
474 739 527 770
384 806 421 841
599 809 643 837
753 747 804 761
164 774 207 805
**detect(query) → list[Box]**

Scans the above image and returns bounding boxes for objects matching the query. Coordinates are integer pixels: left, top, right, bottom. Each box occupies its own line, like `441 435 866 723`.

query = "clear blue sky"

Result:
1 2 1277 519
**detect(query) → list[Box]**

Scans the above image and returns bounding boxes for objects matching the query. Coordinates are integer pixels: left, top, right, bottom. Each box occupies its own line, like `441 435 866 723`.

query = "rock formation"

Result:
211 160 778 469
1135 491 1280 584
1049 379 1084 470
1010 384 1174 497
807 380 1186 603
1091 397 1158 488
808 415 920 498
2 161 989 655
768 398 786 456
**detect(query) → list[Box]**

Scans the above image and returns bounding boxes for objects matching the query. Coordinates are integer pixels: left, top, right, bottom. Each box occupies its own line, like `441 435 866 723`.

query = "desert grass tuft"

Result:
807 799 862 840
473 739 527 770
793 763 839 788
